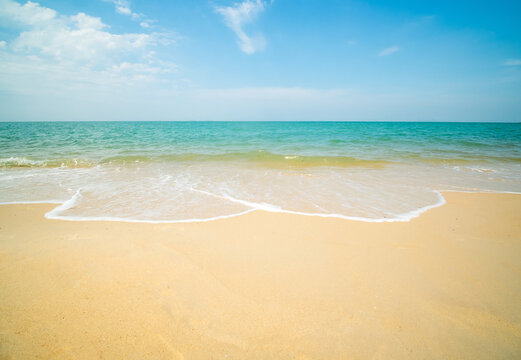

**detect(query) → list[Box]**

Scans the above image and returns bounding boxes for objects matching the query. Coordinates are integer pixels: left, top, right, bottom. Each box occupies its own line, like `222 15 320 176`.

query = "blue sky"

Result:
0 0 520 121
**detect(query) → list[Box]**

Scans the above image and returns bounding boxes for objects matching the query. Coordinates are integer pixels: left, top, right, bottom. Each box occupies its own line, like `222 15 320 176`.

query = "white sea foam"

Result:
190 187 282 212
43 188 256 223
2 122 520 224
189 189 447 223
34 187 446 224
1 161 520 224
45 189 83 219
453 166 497 173
44 208 258 224
0 157 46 167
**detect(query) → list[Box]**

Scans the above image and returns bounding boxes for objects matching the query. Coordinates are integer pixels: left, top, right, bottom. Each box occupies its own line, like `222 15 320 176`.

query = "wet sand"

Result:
1 192 520 359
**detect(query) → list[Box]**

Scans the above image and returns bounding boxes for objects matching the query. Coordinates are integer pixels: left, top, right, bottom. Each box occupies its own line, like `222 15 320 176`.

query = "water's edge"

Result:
2 189 519 225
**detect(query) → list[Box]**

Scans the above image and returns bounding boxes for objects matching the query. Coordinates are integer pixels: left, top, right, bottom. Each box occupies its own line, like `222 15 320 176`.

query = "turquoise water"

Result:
2 122 521 166
1 122 520 222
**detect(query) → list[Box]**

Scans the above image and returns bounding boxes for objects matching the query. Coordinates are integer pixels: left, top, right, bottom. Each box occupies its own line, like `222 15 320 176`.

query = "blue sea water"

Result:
1 122 521 165
1 122 520 222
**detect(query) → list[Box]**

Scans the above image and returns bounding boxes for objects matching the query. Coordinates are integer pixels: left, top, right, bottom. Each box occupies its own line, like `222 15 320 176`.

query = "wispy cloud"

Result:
215 0 267 54
105 0 138 19
378 46 399 57
346 40 357 46
503 58 521 66
105 0 153 28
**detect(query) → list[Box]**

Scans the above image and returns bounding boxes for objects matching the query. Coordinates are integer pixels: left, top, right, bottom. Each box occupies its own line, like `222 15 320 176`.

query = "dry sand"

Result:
1 192 521 359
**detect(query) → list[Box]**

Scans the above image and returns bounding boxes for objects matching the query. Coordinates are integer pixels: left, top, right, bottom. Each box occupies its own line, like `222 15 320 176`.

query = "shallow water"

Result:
1 122 520 222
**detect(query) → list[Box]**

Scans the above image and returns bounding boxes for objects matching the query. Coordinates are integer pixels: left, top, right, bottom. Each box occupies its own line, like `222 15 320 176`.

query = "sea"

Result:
1 121 520 223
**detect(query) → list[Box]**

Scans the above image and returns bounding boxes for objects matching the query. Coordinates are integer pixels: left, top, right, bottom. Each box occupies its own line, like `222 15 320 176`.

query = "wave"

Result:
188 187 447 223
0 153 390 169
0 157 96 169
22 189 520 224
18 188 448 224
2 151 520 169
4 189 521 225
401 154 521 165
99 152 391 168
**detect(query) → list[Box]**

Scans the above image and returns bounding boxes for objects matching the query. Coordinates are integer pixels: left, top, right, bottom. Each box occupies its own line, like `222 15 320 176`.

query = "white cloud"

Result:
0 0 56 27
215 0 267 54
105 0 153 27
378 46 399 57
117 6 131 16
71 12 106 30
0 0 176 93
11 28 153 64
503 59 521 66
106 0 136 17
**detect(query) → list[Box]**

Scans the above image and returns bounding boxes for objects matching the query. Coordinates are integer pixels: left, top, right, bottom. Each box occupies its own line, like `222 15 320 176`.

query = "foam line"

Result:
191 187 447 223
42 188 258 223
45 209 257 224
190 187 282 211
1 188 518 225
45 189 83 219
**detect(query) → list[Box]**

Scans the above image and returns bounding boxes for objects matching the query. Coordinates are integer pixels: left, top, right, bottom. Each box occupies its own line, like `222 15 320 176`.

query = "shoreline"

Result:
1 192 521 359
3 190 520 224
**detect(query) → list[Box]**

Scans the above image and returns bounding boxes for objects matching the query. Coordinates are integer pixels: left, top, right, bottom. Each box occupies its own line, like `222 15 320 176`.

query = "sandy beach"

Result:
1 192 520 359
2 0 520 357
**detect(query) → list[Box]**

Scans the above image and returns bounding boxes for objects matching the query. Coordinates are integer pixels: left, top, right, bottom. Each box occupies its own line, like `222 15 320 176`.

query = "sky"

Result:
0 0 520 121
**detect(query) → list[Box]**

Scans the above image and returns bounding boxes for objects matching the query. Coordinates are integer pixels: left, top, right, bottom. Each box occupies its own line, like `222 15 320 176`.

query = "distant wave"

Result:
3 151 520 169
0 157 96 169
0 153 390 169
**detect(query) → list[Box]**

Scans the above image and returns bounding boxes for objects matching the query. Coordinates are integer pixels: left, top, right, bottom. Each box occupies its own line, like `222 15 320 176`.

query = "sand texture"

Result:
1 192 521 359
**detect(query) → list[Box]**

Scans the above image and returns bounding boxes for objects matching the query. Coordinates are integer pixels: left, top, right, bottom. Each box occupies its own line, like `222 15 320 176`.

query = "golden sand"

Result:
1 192 520 359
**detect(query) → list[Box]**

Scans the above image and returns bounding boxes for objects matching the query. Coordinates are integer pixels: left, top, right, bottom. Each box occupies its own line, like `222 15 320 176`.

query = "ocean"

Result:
1 121 520 222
